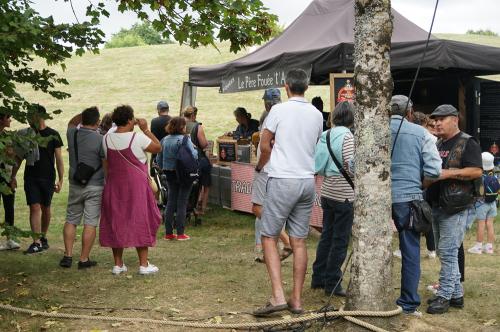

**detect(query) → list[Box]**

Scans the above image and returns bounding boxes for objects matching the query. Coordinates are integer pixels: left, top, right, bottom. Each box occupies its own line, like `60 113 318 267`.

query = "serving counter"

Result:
208 162 324 229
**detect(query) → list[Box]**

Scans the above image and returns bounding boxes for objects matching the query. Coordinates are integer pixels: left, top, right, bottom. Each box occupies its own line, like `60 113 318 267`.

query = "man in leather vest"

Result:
426 105 482 314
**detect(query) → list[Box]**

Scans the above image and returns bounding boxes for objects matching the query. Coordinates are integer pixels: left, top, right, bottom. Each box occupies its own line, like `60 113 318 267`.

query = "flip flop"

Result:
280 248 293 261
253 302 289 316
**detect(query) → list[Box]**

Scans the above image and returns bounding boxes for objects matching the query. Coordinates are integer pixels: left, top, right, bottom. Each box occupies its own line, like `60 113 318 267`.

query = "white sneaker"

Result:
112 264 128 275
484 244 494 254
393 249 402 259
6 239 20 250
403 310 423 318
139 263 159 275
426 283 439 295
427 250 436 259
468 245 482 255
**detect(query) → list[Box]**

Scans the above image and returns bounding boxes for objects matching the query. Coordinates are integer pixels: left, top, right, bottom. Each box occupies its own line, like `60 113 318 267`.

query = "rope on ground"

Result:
0 303 402 331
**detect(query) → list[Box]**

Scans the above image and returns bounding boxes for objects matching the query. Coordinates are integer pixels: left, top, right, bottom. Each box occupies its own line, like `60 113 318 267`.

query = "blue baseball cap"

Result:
157 101 169 111
262 88 281 101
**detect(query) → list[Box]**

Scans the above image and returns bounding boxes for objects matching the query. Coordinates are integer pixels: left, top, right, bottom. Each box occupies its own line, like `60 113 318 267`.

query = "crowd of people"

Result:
0 68 497 317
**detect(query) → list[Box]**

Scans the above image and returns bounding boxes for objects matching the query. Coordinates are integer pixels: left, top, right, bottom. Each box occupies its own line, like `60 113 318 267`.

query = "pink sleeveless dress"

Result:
99 133 161 248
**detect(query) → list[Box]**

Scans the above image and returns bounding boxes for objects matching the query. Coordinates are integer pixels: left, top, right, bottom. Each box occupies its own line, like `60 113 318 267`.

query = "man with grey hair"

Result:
253 69 323 316
390 95 441 316
426 104 482 314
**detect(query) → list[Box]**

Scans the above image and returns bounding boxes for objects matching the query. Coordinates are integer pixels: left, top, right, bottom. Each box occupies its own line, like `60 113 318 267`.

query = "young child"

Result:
468 152 499 255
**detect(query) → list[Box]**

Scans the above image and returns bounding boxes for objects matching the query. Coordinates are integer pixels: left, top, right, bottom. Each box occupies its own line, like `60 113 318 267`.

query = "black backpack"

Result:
176 136 199 185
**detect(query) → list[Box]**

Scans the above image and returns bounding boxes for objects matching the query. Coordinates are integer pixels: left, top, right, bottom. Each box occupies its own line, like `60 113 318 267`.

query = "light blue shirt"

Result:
391 115 441 203
156 134 197 170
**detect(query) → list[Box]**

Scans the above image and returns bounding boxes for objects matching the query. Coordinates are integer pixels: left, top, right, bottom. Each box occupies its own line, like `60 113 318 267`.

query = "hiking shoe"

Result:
426 296 450 314
403 309 423 318
164 234 177 240
139 263 159 275
59 256 73 268
468 246 482 254
40 237 49 250
112 264 128 275
427 250 436 259
78 259 97 270
24 242 43 254
393 249 402 259
176 234 191 241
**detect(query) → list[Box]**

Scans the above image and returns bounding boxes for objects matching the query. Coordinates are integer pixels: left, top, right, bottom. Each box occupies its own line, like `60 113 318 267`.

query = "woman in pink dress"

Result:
100 105 162 275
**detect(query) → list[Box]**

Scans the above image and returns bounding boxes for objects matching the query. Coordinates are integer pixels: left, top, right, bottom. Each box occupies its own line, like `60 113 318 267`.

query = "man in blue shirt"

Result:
390 95 441 316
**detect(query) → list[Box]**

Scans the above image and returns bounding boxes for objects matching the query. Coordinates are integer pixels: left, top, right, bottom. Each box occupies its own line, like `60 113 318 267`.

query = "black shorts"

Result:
198 157 212 187
24 177 55 206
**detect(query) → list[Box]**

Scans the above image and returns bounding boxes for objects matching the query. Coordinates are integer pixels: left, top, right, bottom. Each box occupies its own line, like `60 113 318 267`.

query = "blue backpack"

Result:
176 136 199 185
483 173 500 203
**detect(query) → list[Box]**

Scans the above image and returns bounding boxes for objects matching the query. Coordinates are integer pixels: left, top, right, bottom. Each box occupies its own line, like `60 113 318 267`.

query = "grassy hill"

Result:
15 42 329 141
15 34 500 140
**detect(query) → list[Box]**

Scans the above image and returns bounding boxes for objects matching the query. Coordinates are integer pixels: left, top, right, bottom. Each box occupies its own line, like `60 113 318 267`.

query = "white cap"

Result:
482 152 495 171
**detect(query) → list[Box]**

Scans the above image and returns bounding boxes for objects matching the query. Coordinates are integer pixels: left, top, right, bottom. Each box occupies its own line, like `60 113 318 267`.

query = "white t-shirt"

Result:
263 97 323 178
103 131 152 164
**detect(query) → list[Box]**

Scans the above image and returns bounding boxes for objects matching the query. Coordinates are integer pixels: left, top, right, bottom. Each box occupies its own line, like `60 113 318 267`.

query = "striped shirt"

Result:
321 132 355 202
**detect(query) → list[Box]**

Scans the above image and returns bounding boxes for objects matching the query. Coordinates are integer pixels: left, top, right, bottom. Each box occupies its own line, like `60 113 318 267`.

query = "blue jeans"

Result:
311 197 353 292
392 202 421 313
165 172 193 235
432 207 467 300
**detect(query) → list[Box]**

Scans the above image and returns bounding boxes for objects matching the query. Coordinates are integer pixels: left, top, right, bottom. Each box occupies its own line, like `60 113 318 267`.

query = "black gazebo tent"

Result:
187 0 500 149
189 0 500 91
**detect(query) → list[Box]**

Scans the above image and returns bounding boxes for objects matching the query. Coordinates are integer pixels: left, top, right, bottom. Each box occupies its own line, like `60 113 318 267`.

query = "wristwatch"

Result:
255 166 261 173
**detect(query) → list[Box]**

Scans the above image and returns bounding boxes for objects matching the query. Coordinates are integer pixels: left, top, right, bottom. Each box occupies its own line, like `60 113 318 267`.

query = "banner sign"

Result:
220 65 312 94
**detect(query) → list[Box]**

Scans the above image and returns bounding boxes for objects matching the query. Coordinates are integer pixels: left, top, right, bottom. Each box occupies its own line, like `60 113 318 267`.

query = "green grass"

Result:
2 34 500 331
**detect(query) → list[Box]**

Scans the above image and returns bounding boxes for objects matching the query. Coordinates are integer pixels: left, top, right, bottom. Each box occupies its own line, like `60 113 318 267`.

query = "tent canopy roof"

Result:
189 0 500 91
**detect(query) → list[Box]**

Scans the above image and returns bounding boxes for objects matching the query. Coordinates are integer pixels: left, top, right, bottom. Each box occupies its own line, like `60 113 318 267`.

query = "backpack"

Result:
176 136 199 185
483 173 500 203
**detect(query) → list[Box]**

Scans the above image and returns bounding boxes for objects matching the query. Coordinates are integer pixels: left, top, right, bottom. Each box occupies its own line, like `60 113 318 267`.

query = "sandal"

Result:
253 302 289 316
280 247 293 261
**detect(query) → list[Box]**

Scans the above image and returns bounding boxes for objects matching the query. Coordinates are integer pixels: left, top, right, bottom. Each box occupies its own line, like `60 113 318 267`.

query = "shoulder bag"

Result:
73 130 101 186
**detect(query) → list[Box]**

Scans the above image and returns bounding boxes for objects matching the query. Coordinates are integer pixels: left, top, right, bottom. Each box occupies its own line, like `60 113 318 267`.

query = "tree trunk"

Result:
346 0 394 320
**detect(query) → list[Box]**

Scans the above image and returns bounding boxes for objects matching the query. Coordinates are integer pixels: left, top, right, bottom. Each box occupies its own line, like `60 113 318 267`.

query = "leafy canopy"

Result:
0 0 276 212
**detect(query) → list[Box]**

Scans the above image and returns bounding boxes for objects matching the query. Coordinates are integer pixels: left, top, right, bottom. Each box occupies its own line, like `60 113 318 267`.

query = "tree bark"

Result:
346 0 394 320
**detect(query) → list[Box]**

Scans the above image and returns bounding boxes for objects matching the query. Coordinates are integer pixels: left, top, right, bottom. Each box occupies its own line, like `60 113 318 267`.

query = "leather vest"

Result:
437 132 480 214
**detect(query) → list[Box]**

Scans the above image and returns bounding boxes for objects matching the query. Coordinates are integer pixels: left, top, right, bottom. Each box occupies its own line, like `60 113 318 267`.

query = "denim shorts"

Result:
475 201 497 221
251 171 268 206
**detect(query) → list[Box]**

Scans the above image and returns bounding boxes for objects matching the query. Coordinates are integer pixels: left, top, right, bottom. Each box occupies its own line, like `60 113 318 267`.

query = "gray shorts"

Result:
261 177 315 239
251 171 268 206
66 183 103 227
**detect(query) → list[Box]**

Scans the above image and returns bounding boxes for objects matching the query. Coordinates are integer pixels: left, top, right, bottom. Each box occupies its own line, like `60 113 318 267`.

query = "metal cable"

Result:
391 0 440 157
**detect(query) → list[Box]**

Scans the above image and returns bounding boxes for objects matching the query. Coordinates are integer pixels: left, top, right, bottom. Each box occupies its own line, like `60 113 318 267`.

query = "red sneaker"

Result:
164 234 177 240
176 234 191 241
